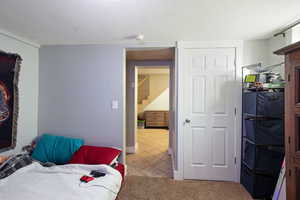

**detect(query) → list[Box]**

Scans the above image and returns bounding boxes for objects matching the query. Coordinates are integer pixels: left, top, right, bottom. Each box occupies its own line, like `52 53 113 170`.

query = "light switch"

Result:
112 100 119 109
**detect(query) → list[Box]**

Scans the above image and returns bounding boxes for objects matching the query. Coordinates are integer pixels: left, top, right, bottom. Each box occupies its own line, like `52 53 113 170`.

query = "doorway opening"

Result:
125 48 175 178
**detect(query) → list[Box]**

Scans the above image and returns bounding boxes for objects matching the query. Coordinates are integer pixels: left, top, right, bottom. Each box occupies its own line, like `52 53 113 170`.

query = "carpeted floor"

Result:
117 176 253 200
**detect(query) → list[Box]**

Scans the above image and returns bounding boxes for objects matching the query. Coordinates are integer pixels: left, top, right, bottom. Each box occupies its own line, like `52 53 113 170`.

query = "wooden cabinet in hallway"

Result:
145 111 169 128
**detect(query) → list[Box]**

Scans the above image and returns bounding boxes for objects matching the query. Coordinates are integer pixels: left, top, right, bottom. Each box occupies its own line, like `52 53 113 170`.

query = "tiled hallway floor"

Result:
126 129 172 177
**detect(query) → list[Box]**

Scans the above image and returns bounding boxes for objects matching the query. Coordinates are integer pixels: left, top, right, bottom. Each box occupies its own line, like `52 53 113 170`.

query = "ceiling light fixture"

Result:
136 34 144 41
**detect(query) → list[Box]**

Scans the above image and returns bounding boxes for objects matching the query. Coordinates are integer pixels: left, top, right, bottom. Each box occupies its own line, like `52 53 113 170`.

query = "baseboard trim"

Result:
170 148 183 180
124 164 128 176
173 169 182 180
126 143 138 153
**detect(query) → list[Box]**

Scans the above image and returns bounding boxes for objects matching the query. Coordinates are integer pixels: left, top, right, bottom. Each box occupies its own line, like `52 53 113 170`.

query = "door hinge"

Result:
234 108 237 116
287 73 291 82
234 157 237 164
289 169 292 176
288 136 291 144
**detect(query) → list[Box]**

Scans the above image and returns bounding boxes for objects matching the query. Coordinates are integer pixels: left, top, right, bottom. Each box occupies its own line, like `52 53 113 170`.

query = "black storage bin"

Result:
244 118 284 145
243 140 284 175
241 164 277 198
243 91 284 118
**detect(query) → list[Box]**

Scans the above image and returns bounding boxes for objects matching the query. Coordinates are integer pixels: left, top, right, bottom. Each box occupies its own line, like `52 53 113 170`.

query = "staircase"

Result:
137 75 169 118
138 75 150 104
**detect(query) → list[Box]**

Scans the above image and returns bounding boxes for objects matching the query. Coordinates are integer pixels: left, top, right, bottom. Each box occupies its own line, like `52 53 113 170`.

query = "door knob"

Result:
185 119 191 123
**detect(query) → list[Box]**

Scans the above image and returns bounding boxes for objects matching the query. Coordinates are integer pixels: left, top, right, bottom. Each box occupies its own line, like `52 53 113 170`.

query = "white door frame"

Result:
176 41 243 182
122 43 176 168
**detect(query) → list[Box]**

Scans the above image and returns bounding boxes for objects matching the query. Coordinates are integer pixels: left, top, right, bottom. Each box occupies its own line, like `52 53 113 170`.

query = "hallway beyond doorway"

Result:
126 129 172 178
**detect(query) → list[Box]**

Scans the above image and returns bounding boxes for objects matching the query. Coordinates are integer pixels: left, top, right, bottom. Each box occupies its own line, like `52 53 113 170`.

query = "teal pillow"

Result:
32 134 84 164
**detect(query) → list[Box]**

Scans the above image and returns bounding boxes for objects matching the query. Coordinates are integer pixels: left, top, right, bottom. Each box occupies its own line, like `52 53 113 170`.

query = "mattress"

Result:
0 162 122 200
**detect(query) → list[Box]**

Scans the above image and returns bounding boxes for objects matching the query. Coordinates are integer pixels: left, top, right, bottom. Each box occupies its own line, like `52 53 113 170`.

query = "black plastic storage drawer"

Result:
241 164 277 198
243 91 284 118
243 140 284 175
244 118 284 145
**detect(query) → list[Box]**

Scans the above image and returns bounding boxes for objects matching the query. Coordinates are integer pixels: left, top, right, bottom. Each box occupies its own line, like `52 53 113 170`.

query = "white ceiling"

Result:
0 0 300 45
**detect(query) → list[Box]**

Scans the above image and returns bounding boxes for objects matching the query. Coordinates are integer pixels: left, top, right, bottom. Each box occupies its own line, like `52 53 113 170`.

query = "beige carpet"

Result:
126 129 172 177
117 176 253 200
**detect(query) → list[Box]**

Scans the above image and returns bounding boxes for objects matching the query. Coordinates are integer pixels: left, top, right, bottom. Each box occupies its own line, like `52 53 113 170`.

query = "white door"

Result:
182 48 237 181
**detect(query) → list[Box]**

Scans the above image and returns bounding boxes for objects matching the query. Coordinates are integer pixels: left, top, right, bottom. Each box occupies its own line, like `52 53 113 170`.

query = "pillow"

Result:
68 145 121 165
31 134 84 164
115 163 125 179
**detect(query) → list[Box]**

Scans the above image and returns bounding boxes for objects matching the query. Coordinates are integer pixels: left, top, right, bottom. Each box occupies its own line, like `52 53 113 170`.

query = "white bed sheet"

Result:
0 162 122 200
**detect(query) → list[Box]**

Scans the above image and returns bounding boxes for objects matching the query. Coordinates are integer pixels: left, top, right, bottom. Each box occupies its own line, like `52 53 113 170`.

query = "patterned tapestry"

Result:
0 50 21 152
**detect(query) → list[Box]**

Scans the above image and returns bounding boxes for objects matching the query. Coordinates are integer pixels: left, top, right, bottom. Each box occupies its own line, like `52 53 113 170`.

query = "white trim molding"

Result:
0 29 40 48
177 40 243 49
170 147 183 180
123 164 128 176
126 143 138 154
173 170 182 180
122 48 127 165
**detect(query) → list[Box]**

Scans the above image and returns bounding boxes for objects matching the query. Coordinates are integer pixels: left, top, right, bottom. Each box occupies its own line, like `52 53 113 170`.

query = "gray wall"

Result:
39 45 125 158
243 38 286 76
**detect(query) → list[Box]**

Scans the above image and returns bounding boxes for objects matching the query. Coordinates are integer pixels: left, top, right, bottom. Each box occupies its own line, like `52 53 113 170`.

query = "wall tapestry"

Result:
0 50 21 152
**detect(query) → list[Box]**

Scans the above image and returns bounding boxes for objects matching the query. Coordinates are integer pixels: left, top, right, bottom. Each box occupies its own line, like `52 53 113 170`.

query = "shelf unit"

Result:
241 64 285 199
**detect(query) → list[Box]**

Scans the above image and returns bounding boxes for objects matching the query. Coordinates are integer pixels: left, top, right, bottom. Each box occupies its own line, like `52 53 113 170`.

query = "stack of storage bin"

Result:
241 91 284 199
